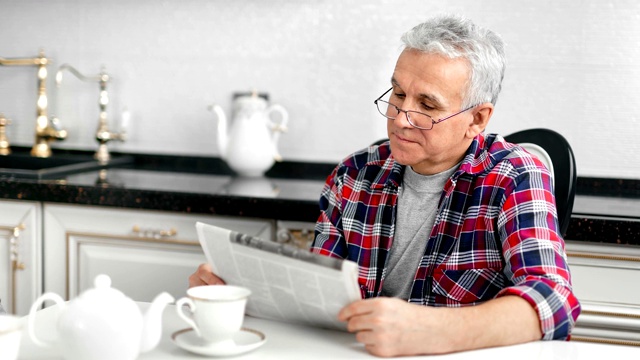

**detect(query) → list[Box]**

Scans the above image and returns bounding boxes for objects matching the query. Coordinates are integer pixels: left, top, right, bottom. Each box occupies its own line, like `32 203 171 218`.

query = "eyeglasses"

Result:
374 87 476 130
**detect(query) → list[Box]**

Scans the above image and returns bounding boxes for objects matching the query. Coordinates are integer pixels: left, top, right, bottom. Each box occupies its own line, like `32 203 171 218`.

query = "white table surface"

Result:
17 302 640 359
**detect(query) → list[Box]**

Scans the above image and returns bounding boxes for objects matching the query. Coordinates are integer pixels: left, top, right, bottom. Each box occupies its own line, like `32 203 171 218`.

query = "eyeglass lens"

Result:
375 94 435 130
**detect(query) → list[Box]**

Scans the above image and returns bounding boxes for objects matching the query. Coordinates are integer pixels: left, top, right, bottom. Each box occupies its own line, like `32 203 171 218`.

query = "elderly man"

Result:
191 14 580 357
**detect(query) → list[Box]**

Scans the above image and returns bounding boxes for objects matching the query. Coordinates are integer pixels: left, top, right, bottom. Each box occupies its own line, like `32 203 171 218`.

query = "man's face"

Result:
386 49 476 175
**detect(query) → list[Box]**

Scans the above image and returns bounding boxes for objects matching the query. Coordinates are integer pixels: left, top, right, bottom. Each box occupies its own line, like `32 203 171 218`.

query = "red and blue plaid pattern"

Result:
311 133 580 340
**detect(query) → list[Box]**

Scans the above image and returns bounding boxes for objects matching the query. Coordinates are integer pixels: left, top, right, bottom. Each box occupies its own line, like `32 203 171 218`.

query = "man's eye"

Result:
392 93 406 99
421 103 435 112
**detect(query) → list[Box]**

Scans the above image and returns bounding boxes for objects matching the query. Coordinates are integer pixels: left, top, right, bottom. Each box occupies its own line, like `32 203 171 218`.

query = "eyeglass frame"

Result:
374 87 477 130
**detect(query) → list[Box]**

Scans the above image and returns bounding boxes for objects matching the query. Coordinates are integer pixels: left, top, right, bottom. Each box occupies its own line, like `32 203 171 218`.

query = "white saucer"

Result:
171 327 266 357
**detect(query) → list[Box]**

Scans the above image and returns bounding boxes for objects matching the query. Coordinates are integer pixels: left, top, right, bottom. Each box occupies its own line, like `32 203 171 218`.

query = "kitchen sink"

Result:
0 150 133 179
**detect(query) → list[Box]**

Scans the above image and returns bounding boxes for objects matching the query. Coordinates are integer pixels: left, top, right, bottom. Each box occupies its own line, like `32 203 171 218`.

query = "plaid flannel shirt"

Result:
311 133 581 340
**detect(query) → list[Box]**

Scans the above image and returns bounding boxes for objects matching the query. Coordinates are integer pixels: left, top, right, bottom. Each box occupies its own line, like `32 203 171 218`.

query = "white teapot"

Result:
210 92 289 177
27 274 174 360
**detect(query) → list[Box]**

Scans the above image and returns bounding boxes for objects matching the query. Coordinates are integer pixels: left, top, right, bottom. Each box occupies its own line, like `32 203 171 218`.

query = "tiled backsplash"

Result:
1 0 640 179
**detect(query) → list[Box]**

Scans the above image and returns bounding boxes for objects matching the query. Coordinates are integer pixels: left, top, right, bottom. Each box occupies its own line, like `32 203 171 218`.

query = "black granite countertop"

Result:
1 148 639 245
0 148 333 222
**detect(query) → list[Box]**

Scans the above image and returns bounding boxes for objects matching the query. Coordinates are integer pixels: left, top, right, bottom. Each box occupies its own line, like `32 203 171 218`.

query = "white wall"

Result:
1 0 639 179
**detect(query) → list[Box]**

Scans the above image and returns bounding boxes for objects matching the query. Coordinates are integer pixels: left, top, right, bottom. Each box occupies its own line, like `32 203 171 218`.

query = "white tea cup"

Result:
176 285 251 347
0 314 22 360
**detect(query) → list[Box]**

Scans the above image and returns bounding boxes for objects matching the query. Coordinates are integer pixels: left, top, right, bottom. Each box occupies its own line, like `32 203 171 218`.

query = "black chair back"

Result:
505 128 577 237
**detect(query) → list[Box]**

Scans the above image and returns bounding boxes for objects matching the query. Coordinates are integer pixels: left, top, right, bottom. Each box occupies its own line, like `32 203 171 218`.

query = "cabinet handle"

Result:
10 224 26 271
131 225 178 239
7 223 26 314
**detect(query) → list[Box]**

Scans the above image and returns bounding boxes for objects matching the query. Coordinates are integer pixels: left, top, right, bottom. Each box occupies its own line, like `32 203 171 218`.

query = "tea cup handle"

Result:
28 292 65 347
176 297 202 337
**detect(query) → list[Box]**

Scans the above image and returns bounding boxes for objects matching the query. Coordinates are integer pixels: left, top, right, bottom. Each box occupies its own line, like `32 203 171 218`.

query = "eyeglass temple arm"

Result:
435 104 478 124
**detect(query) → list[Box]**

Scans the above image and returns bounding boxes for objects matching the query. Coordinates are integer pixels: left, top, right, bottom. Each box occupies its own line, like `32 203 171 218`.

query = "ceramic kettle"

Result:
210 93 289 177
27 274 174 360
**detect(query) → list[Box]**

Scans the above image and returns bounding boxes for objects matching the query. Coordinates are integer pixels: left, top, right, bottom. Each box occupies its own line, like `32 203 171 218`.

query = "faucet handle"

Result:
49 116 65 133
0 114 12 155
119 108 130 133
0 113 10 126
30 114 68 157
38 116 67 142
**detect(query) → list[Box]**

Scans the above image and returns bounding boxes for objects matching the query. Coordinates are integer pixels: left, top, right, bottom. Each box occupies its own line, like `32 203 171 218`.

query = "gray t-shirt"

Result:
381 164 458 300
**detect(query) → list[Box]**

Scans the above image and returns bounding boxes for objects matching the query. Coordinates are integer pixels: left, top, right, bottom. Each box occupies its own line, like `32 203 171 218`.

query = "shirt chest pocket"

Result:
431 266 506 305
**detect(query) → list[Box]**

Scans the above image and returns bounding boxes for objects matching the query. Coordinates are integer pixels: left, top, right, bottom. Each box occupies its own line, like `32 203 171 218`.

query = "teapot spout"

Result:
209 104 228 159
140 292 174 353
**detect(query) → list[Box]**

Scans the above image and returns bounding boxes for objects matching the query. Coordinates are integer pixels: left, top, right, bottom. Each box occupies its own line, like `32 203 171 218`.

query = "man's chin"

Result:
389 151 416 167
390 141 416 160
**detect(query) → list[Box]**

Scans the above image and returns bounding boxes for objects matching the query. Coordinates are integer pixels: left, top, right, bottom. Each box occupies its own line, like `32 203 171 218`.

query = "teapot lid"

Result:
234 94 267 108
233 89 269 102
80 274 127 303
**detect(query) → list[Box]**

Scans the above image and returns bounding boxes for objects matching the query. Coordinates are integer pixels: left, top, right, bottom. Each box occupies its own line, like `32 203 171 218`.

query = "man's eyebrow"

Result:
390 77 445 108
418 93 444 109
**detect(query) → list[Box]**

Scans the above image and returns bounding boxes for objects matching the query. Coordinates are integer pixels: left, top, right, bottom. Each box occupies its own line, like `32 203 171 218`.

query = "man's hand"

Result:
338 297 439 357
188 263 226 288
338 295 542 357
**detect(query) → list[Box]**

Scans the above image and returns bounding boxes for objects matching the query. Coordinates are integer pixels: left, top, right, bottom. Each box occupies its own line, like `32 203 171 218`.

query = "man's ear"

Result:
466 103 493 138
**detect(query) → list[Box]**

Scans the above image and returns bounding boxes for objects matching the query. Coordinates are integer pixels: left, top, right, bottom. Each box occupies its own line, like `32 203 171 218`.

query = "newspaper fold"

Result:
196 221 362 331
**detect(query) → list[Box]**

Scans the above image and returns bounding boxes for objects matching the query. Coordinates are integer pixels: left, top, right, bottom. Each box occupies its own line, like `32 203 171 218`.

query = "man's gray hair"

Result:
401 14 506 107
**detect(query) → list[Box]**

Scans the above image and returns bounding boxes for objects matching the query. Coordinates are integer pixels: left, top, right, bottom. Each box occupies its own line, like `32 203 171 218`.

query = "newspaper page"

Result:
196 221 362 331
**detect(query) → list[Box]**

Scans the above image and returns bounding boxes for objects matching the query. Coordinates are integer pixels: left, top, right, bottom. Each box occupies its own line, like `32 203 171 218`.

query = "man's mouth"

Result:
393 133 417 144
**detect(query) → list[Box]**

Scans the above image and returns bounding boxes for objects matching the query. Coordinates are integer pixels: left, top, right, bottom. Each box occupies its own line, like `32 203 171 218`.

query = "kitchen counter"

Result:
569 195 640 245
0 167 325 222
0 149 639 243
0 150 330 222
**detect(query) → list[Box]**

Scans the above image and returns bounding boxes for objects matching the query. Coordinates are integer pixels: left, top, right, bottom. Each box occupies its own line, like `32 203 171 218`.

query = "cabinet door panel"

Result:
566 241 640 307
44 203 273 301
566 240 640 345
569 260 640 306
72 234 205 301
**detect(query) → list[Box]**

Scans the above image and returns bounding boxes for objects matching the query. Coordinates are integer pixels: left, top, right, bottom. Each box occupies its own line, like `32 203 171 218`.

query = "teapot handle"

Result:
266 104 289 162
208 104 228 158
28 292 65 348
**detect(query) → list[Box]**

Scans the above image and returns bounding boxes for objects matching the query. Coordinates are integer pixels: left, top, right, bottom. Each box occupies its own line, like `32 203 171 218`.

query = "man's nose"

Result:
393 109 414 128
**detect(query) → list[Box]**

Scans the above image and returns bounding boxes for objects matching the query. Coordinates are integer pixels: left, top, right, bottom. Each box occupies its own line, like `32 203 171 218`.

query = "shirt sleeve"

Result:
496 165 581 340
310 166 348 260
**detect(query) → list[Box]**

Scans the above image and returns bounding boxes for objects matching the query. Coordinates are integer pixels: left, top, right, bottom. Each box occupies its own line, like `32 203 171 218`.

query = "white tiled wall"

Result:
1 0 639 179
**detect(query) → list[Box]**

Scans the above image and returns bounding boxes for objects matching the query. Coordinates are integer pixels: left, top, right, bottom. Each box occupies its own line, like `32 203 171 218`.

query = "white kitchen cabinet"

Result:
0 199 41 316
566 240 640 345
43 203 273 302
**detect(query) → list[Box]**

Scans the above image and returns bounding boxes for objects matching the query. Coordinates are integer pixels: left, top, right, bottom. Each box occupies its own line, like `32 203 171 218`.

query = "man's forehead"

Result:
392 50 469 106
390 77 444 106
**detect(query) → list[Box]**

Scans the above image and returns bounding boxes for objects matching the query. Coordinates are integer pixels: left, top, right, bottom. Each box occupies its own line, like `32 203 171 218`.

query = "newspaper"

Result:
195 221 362 331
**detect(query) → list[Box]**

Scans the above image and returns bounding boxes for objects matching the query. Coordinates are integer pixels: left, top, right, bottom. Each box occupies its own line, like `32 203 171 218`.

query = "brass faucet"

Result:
56 64 125 164
0 49 67 157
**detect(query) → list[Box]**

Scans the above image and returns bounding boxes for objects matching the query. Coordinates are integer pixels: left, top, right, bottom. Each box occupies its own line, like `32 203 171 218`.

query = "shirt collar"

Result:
455 133 512 178
371 133 511 189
